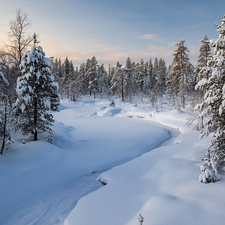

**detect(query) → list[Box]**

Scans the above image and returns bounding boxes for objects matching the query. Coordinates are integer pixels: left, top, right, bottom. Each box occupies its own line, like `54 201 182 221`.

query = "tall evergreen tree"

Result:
197 35 211 80
62 57 70 98
87 56 98 98
13 43 60 141
155 58 166 110
167 40 191 109
111 65 127 101
195 15 225 181
124 57 133 102
195 35 212 101
138 59 145 95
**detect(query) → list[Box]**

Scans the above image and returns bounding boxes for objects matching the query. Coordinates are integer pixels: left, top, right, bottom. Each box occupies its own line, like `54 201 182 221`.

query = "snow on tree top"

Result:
120 66 128 71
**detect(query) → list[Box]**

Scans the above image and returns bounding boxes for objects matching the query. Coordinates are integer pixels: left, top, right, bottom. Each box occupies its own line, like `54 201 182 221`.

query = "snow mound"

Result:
97 107 122 116
97 106 107 110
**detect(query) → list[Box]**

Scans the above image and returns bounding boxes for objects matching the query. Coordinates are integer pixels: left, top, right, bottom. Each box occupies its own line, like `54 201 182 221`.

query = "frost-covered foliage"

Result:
111 65 127 101
195 15 225 176
199 150 219 183
167 40 194 109
109 99 115 107
196 35 211 81
0 66 9 86
0 66 13 154
87 56 98 98
12 45 60 141
138 214 144 225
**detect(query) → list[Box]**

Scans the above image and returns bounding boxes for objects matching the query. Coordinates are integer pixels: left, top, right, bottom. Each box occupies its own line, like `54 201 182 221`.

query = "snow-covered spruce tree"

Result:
79 62 88 95
70 66 82 101
61 57 71 99
143 58 152 98
124 57 133 102
199 149 218 183
195 35 212 102
196 35 211 81
0 65 13 154
111 63 127 101
98 63 109 98
195 15 225 181
87 56 98 98
148 58 158 109
155 58 166 111
167 40 191 109
13 42 60 141
137 59 145 99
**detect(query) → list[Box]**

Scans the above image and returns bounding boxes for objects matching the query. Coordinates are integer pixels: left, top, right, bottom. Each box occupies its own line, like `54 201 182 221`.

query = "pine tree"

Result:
79 62 88 95
195 15 225 178
13 42 60 141
196 35 211 80
70 66 82 101
87 56 98 98
98 63 109 98
111 65 128 101
138 59 145 95
156 58 166 110
124 57 133 102
167 40 191 109
148 58 158 108
62 57 71 99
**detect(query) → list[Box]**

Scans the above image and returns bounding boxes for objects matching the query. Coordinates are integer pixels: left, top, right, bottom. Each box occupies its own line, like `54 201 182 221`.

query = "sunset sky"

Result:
0 0 224 67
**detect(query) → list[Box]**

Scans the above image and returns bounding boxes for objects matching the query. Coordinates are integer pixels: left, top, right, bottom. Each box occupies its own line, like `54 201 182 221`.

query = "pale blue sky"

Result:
0 0 224 67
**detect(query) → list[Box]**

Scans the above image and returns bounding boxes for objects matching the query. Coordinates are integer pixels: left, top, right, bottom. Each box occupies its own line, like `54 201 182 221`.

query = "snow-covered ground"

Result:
1 97 225 225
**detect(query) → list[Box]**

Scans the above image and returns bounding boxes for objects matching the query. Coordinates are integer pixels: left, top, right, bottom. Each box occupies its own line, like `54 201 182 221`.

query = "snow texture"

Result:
1 98 225 225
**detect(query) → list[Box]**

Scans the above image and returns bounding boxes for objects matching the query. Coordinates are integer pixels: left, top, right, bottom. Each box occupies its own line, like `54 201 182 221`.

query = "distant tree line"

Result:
51 39 201 111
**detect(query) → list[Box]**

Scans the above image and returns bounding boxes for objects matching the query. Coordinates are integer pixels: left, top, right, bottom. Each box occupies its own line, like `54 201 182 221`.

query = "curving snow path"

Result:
0 99 171 225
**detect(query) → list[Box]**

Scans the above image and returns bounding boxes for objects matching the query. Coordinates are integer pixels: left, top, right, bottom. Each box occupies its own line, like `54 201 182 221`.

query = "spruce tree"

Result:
196 35 211 80
195 15 225 180
87 56 98 98
124 57 133 102
156 58 166 110
111 65 127 101
13 42 60 141
167 40 191 109
62 57 70 98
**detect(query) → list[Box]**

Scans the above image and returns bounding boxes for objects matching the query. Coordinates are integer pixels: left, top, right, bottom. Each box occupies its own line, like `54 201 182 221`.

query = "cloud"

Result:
168 42 177 47
43 40 200 68
73 40 89 46
103 53 127 62
137 34 163 42
92 44 105 49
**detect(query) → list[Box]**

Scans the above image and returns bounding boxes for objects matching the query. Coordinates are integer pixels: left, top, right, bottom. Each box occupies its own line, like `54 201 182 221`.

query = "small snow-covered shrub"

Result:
109 99 115 107
138 214 144 225
199 150 219 183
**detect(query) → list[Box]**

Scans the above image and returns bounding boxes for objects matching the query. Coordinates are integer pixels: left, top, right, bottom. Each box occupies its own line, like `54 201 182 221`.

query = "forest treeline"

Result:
50 40 201 111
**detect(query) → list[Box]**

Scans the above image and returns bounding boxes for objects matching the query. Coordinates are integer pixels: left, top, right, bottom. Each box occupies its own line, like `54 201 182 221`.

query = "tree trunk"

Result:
1 104 7 154
121 74 124 101
34 98 38 141
34 130 37 141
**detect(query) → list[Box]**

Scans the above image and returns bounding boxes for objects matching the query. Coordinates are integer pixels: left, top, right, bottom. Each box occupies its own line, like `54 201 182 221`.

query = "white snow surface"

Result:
1 97 225 225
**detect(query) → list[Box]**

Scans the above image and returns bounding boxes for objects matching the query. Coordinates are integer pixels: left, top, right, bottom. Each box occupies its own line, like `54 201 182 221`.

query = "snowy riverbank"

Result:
1 98 225 225
1 98 169 225
65 99 225 225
